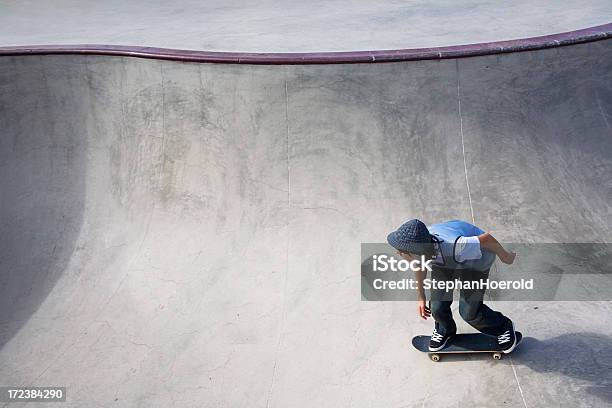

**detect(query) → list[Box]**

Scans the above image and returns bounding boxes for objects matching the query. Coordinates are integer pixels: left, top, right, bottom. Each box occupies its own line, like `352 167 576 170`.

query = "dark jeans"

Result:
429 267 511 337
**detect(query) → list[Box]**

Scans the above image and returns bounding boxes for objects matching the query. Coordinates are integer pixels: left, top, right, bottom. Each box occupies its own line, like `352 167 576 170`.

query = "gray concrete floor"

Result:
1 2 612 407
1 38 611 407
0 0 611 52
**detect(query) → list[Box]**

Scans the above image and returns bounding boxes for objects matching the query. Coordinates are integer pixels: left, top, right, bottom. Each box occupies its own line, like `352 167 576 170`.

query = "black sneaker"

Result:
498 320 518 353
429 328 453 351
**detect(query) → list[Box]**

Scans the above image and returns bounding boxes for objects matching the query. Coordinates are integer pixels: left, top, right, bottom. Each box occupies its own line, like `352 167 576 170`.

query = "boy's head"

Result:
387 219 434 259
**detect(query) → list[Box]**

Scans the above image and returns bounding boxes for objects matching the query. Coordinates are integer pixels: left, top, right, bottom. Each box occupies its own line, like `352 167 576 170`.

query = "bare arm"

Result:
478 232 516 264
414 269 430 319
414 269 427 300
397 251 431 318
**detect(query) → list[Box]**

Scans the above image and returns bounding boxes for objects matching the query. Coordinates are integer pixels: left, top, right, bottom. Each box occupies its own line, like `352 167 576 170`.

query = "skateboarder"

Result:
387 219 519 353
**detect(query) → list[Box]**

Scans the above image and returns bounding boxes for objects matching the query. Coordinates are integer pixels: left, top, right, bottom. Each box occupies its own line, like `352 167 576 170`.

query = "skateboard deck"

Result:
412 332 522 361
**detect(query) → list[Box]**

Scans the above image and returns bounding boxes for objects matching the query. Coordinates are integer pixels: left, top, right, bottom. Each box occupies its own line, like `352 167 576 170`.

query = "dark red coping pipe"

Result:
0 23 610 65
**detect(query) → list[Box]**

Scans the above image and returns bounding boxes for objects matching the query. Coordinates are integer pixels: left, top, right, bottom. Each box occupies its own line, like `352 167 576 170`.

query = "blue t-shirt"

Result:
428 220 495 271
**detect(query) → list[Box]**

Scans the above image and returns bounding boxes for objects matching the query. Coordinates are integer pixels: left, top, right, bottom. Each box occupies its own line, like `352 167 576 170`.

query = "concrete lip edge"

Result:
0 23 611 64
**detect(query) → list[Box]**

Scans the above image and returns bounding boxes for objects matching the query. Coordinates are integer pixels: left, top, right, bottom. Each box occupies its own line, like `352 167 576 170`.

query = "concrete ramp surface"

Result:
1 33 612 407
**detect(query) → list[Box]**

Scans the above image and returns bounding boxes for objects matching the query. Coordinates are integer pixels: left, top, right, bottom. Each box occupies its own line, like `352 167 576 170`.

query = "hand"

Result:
500 251 516 265
417 299 431 320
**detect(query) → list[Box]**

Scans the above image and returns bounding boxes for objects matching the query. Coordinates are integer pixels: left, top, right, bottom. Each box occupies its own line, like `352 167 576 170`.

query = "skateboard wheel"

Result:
493 353 502 360
430 354 440 362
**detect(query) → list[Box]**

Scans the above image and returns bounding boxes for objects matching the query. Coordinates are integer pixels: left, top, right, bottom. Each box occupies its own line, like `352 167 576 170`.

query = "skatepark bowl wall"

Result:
1 26 612 407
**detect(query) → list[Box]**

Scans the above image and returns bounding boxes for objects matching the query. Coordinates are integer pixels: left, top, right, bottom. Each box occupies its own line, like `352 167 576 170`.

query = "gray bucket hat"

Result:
387 219 432 254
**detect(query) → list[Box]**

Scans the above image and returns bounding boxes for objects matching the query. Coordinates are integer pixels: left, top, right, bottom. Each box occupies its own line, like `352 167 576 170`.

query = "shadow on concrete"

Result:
514 333 612 403
0 56 87 349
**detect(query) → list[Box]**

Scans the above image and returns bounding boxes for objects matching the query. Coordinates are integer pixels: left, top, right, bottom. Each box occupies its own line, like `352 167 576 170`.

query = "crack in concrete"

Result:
265 71 292 408
456 60 475 225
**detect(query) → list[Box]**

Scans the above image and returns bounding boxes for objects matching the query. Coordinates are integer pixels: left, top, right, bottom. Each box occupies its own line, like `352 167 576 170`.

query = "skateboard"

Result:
412 332 522 362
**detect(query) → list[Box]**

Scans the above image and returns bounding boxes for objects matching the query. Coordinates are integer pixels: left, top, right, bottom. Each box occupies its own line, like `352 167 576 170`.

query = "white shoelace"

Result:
498 330 511 344
431 329 444 342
